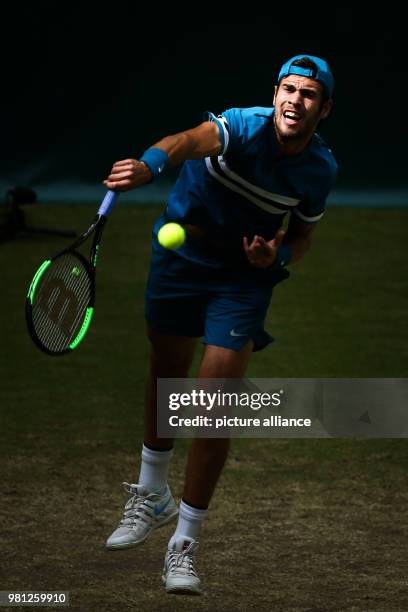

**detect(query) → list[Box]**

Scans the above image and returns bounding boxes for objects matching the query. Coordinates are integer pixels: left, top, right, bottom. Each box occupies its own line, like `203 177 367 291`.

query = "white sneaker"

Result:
106 483 178 550
162 536 201 595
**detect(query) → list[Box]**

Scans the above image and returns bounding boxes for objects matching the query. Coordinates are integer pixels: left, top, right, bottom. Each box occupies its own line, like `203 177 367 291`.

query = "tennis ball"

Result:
71 266 81 276
157 222 186 250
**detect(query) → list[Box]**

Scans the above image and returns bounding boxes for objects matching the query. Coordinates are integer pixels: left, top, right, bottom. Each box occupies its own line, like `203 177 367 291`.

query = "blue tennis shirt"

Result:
153 106 338 269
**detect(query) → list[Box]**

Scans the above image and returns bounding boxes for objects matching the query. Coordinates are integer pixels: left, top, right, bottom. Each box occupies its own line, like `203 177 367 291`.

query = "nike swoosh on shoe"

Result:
154 497 171 516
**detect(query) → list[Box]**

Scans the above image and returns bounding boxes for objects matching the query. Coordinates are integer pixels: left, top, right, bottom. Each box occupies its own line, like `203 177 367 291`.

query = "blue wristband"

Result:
139 148 169 178
273 244 293 268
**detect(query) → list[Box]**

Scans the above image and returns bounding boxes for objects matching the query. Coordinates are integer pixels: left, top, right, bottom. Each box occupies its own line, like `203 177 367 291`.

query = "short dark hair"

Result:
291 57 319 72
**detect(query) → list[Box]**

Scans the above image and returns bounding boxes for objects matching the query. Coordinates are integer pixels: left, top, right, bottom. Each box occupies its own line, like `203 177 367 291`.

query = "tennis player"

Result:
104 55 337 595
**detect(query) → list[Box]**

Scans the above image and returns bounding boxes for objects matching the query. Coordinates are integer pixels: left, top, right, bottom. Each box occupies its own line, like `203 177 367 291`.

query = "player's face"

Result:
273 76 332 153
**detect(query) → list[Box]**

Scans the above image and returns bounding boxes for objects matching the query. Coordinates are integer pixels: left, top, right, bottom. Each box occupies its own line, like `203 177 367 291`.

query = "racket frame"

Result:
26 191 116 356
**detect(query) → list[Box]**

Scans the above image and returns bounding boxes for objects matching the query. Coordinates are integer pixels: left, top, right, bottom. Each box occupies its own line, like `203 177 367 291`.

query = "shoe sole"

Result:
166 587 202 596
162 576 202 596
106 510 178 550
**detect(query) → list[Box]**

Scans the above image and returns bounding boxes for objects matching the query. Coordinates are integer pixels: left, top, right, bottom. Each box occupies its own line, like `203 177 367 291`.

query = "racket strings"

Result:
31 253 93 352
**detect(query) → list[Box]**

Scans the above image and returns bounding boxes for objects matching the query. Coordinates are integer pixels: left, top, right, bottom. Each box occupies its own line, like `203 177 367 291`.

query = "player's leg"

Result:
163 340 254 595
183 341 253 507
106 328 198 550
180 286 271 512
162 275 278 594
143 326 198 449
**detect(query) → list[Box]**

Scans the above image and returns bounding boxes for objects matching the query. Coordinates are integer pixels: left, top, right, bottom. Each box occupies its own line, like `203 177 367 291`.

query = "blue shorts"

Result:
145 240 289 352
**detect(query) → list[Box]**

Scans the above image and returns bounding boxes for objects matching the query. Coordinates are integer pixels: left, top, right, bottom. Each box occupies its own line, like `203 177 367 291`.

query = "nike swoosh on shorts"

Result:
230 329 247 337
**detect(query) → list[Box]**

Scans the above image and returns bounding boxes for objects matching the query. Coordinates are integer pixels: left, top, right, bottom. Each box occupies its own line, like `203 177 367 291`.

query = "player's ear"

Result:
273 85 278 105
320 97 333 120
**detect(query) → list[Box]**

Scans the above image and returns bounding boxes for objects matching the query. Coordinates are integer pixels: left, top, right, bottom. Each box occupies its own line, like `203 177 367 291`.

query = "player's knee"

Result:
147 327 196 375
149 349 192 376
199 342 253 378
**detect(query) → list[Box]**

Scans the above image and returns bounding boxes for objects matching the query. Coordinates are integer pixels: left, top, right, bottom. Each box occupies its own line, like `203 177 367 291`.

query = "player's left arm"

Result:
243 214 316 269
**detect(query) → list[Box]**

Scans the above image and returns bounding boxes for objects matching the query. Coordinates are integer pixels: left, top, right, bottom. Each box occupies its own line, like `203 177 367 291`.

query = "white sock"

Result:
169 499 208 545
138 444 173 492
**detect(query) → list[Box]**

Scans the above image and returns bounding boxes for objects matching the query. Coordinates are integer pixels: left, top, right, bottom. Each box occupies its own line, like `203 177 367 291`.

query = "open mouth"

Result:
283 110 301 125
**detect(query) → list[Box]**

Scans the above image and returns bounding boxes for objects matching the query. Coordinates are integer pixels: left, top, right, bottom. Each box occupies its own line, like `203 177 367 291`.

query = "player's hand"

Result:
243 229 286 268
103 159 153 190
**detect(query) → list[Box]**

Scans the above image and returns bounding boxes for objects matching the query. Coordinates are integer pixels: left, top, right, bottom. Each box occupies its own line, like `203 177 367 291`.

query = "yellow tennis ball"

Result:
157 222 186 250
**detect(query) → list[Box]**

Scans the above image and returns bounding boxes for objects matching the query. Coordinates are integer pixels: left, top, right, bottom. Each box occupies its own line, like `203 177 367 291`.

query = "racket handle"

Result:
98 190 119 218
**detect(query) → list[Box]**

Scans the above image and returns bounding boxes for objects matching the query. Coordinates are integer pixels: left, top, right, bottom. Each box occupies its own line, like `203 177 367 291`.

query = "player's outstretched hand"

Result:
243 229 285 268
103 159 153 191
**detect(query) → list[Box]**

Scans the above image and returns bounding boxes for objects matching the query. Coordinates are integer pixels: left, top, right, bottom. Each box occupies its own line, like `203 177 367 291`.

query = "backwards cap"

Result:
278 55 334 98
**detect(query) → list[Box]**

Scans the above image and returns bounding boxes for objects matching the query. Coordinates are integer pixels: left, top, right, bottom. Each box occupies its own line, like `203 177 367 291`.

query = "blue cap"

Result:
278 55 334 98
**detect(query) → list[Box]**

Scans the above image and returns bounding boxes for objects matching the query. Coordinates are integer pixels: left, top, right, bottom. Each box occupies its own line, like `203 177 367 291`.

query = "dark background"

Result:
1 6 407 191
1 8 408 611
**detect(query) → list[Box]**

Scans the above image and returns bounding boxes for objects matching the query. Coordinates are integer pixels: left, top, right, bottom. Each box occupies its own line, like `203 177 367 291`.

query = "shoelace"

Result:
120 482 161 526
168 542 199 577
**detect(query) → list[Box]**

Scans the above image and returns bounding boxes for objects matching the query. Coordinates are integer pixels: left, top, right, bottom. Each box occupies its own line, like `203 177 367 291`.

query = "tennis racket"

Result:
26 190 119 356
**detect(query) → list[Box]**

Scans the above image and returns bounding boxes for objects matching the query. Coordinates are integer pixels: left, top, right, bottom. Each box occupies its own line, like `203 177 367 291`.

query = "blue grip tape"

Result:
97 190 119 218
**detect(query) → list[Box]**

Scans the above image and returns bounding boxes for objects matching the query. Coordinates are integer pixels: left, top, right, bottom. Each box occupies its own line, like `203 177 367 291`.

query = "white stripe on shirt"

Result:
205 157 290 215
217 156 299 206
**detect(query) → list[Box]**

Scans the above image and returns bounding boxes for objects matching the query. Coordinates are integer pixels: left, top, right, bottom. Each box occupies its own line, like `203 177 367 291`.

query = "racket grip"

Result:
98 190 119 217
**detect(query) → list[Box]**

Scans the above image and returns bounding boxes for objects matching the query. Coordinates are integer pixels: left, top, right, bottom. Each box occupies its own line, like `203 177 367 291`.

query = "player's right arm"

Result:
103 122 222 191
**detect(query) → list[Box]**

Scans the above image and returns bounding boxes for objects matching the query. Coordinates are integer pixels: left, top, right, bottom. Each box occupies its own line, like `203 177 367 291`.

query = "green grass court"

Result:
1 204 408 611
